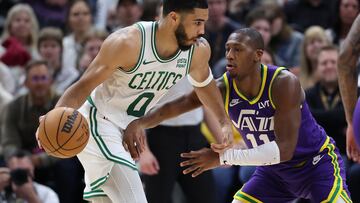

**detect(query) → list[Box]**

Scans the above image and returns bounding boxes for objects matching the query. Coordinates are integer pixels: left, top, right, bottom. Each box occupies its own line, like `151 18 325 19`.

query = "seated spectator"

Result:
245 6 272 47
326 0 360 47
0 149 59 203
0 4 41 95
205 0 242 67
1 60 60 182
24 0 69 32
284 0 338 32
299 26 331 90
77 28 108 74
264 3 303 69
62 0 93 72
38 27 79 94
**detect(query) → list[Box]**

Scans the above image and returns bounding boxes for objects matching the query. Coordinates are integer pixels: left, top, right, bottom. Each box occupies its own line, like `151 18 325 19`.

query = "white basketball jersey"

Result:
88 21 195 129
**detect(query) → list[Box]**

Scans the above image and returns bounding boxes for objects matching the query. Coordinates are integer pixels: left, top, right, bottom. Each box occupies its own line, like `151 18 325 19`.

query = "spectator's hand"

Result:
180 148 220 177
35 116 45 149
123 119 146 160
0 168 10 191
139 148 159 175
12 178 40 203
346 123 360 163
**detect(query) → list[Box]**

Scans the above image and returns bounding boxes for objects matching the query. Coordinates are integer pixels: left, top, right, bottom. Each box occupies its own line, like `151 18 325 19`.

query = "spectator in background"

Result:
106 0 143 32
62 0 92 72
284 0 338 33
1 3 40 62
305 45 347 155
24 0 69 32
205 0 241 67
38 27 79 94
1 60 60 185
245 6 271 47
0 62 16 94
305 45 360 203
264 3 303 69
0 4 40 95
77 28 108 74
326 0 360 47
299 26 331 90
227 0 261 25
3 149 59 203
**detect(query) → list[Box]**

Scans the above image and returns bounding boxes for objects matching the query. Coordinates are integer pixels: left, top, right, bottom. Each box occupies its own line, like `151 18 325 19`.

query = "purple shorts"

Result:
234 137 352 203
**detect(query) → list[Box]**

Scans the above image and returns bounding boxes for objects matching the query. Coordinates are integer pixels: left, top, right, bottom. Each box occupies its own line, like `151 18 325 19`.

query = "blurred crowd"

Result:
0 0 359 202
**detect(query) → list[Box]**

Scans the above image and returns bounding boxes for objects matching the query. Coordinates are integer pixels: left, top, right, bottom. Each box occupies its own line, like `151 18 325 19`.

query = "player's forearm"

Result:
194 81 232 131
338 14 360 123
140 93 202 128
220 141 280 166
55 81 91 109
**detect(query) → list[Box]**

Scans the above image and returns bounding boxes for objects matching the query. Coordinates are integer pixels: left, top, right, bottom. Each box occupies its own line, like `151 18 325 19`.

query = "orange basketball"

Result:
38 107 89 158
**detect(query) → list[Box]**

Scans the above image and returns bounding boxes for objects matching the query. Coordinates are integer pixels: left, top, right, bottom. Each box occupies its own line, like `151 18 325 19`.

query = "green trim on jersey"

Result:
233 64 268 105
118 22 146 74
268 67 286 109
151 22 182 62
83 188 107 199
186 45 195 74
88 105 138 171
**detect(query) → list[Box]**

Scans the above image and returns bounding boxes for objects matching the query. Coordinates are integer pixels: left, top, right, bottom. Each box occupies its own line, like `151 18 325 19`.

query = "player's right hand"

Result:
35 115 45 149
212 124 233 153
346 123 360 163
123 119 146 160
139 148 160 175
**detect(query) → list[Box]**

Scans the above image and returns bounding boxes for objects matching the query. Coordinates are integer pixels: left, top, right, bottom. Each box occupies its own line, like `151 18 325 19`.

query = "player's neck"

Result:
234 64 262 99
156 20 181 58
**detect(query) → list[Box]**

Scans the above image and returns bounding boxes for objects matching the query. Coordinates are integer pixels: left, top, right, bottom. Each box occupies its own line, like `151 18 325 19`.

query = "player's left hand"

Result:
123 119 146 160
180 148 220 177
346 123 360 163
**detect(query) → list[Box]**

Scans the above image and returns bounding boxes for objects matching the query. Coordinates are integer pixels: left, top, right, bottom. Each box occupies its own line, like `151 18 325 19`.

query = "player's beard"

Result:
175 23 193 51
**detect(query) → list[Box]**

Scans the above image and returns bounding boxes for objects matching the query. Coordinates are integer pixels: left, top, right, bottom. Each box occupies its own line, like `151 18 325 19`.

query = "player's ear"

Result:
168 11 181 26
254 49 263 62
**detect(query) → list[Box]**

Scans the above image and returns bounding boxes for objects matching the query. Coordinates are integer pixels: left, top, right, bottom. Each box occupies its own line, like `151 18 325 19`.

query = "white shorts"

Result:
77 101 143 201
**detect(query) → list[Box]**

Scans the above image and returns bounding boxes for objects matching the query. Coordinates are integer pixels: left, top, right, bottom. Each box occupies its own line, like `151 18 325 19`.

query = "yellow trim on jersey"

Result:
223 73 230 114
320 142 343 203
319 136 330 153
340 190 353 203
233 65 267 105
268 67 286 109
234 186 263 203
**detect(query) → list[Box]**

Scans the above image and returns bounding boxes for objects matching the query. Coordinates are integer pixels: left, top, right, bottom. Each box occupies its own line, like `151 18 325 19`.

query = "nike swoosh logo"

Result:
312 155 324 165
143 60 156 65
229 100 242 107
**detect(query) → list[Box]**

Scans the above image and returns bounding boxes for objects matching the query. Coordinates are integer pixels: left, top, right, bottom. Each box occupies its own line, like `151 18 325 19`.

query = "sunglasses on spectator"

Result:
31 75 49 82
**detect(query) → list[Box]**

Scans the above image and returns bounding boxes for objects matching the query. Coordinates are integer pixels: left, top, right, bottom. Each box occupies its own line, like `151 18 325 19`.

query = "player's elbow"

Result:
278 143 296 162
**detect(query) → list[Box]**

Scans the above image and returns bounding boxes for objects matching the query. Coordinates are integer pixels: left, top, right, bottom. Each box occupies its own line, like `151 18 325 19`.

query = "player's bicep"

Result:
188 39 212 83
272 72 302 161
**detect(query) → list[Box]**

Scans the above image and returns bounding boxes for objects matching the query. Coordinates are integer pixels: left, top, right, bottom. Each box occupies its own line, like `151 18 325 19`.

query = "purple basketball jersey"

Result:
224 64 328 164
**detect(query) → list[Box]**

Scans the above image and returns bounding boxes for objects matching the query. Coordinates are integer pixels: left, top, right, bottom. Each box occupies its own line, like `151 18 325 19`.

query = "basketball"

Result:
353 98 360 148
38 107 90 158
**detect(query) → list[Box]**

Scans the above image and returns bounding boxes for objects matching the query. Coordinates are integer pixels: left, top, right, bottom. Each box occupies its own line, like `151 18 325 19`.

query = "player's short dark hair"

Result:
162 0 208 16
233 28 265 50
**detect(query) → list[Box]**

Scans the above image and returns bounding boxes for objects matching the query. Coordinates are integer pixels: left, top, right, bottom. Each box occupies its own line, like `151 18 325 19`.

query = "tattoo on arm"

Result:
338 14 360 122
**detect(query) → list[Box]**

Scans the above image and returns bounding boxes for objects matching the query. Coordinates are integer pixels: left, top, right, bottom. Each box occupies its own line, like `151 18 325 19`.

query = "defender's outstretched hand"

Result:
180 148 220 177
123 119 146 160
346 124 360 163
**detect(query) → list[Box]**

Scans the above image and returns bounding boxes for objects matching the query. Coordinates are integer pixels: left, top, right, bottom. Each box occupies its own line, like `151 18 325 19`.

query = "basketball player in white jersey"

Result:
36 0 233 202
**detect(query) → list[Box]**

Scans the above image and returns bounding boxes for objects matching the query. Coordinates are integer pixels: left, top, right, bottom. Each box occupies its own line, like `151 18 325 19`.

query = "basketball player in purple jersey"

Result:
338 14 360 163
124 28 352 202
